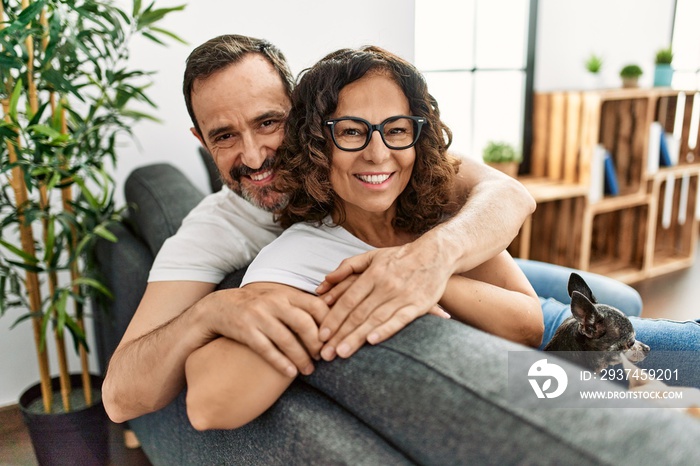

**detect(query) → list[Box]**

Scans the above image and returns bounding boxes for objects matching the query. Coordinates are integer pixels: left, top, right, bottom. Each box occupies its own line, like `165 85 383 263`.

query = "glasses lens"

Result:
332 119 369 150
382 117 418 149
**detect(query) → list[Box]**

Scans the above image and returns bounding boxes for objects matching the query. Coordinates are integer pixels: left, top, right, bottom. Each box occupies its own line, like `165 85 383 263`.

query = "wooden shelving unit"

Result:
511 88 700 284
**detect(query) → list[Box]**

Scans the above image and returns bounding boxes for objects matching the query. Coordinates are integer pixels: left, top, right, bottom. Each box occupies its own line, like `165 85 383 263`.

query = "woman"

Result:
185 45 544 430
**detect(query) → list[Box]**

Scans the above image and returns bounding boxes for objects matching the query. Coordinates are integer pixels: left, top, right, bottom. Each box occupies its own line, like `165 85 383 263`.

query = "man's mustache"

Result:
229 157 276 182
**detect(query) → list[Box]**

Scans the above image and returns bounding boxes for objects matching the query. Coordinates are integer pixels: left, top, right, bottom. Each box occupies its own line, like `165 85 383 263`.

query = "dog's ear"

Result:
567 273 598 304
571 291 606 339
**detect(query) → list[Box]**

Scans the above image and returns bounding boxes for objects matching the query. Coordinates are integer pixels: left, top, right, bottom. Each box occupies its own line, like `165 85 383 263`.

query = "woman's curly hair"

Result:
274 45 461 234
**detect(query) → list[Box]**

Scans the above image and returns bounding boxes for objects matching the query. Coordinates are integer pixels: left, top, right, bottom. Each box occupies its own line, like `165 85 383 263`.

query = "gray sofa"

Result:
92 161 652 465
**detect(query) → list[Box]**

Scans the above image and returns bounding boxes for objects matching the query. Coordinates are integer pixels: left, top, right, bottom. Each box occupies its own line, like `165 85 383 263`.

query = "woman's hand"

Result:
315 243 451 360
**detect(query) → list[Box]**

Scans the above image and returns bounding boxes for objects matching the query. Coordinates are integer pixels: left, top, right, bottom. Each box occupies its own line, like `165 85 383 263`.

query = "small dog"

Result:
543 273 650 373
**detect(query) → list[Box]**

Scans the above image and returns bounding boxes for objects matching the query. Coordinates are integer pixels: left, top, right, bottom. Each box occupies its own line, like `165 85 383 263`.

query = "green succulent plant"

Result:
620 64 643 78
585 54 603 73
482 141 522 163
655 48 674 65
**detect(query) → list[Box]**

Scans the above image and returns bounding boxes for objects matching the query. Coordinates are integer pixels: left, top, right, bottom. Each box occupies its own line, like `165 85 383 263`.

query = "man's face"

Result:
190 54 291 211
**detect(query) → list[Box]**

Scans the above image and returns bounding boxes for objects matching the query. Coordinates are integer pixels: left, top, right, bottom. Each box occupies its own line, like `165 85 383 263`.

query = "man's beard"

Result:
225 158 289 212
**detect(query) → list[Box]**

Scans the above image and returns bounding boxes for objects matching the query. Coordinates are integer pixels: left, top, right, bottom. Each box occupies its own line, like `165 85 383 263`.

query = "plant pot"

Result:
653 64 673 87
486 161 520 178
621 77 639 88
19 374 109 466
585 72 605 90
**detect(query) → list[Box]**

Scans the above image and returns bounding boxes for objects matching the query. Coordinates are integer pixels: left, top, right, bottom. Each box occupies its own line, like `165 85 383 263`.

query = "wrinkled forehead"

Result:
191 57 291 130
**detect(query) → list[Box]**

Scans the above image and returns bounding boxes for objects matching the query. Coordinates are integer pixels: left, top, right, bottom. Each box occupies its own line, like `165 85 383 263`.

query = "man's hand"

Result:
209 283 330 377
315 241 452 360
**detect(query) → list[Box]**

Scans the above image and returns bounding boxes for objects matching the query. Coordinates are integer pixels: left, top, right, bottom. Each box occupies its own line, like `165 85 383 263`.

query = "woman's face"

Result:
328 72 415 221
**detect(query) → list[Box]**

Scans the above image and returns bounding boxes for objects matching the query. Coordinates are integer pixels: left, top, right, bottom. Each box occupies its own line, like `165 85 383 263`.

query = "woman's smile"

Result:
354 172 395 187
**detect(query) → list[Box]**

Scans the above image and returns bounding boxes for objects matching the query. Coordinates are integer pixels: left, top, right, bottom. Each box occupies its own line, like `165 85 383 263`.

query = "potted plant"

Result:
0 1 183 464
482 141 522 178
619 64 643 88
584 53 604 89
654 47 674 87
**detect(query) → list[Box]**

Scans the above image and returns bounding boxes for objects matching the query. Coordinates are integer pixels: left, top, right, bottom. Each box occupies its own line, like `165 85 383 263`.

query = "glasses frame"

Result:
324 115 427 152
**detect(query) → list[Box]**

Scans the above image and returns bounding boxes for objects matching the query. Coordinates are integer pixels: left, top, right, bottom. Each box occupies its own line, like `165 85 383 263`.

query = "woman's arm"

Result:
186 336 294 430
184 283 304 431
439 251 543 347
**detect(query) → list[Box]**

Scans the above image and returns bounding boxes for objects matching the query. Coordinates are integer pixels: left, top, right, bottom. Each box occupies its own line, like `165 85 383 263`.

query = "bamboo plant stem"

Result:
2 0 53 414
58 103 92 406
39 188 72 412
1 99 53 413
32 4 73 412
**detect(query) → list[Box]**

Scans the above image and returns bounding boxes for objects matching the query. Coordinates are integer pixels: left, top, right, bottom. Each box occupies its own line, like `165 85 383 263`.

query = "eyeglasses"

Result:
324 115 426 152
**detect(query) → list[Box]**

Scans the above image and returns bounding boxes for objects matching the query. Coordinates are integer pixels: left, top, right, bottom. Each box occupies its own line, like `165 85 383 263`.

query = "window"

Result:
415 0 534 162
672 0 700 90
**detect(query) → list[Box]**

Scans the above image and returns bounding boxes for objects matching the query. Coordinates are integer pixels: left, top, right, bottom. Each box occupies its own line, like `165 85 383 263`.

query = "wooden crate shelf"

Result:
648 170 699 276
512 88 700 284
586 203 649 278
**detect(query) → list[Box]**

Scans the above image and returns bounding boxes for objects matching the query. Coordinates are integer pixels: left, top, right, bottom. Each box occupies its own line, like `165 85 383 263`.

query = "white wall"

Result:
0 0 415 408
535 0 675 91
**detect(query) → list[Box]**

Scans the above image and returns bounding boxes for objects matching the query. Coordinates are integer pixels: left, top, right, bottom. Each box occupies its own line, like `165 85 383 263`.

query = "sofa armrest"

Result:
125 163 205 257
92 222 153 374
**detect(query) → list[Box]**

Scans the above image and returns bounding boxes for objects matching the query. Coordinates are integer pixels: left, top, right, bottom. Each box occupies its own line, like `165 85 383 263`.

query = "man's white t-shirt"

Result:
148 186 283 284
240 218 374 294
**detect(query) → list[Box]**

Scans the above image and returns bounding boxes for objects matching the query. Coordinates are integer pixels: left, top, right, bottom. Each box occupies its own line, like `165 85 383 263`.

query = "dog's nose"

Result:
639 341 650 354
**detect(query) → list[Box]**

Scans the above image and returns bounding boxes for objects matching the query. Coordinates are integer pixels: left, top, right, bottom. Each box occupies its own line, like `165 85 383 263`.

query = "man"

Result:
102 34 536 421
102 35 700 464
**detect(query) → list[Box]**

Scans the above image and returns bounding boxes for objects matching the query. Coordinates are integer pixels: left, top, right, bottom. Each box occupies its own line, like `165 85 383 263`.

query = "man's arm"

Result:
102 281 328 423
315 159 536 359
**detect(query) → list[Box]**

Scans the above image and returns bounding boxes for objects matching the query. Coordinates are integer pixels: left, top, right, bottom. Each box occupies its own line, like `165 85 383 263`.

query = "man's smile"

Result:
249 169 274 183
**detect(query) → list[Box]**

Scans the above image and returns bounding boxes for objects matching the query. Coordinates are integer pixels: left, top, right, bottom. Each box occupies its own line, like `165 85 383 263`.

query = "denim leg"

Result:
516 258 643 316
630 317 700 387
304 316 700 465
539 296 572 349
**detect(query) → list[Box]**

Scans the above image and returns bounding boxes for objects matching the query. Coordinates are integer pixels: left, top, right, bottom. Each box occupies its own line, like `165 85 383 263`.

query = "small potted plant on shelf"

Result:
0 1 183 464
584 54 604 89
482 141 522 178
654 47 674 87
619 64 643 88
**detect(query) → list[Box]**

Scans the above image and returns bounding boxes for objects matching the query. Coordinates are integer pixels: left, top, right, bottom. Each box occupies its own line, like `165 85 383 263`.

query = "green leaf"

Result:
53 290 70 338
64 316 87 353
73 177 99 210
43 217 56 264
74 277 113 299
40 310 50 351
5 259 44 273
0 238 39 264
136 4 186 30
0 54 23 70
8 79 23 123
133 0 143 17
141 31 166 46
29 124 69 142
10 311 43 330
93 223 117 242
149 27 188 45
